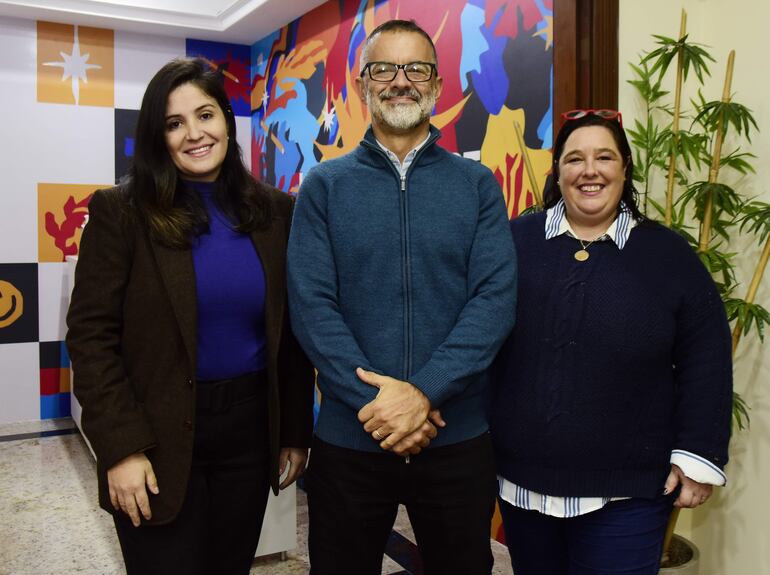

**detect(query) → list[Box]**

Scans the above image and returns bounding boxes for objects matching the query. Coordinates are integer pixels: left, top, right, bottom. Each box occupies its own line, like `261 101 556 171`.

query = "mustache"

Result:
379 88 421 102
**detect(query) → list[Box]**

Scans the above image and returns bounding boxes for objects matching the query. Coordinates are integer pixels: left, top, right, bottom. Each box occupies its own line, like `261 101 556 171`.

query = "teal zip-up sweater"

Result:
287 126 517 452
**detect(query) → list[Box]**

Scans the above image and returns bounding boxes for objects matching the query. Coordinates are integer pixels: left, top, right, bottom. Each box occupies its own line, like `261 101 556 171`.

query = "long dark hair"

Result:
129 58 271 248
543 114 647 223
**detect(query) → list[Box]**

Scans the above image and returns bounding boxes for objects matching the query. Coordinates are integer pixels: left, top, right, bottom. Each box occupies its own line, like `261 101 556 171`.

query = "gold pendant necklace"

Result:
574 248 590 261
574 238 597 262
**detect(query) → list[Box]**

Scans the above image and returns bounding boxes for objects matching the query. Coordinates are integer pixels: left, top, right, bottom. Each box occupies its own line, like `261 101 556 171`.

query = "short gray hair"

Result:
359 19 438 73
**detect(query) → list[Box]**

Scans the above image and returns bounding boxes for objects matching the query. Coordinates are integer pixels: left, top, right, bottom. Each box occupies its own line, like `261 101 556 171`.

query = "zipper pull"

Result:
405 454 410 464
400 175 406 192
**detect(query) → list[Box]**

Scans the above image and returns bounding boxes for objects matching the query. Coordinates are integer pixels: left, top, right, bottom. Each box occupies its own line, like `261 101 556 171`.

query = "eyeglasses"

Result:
360 61 436 83
561 109 623 127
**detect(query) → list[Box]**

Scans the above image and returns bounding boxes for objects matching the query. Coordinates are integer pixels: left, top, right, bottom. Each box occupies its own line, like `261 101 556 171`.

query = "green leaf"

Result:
719 150 756 175
739 201 770 242
642 34 715 83
680 181 743 220
692 100 759 141
723 296 745 321
648 196 666 220
676 131 709 170
518 204 542 217
732 391 750 432
696 245 737 288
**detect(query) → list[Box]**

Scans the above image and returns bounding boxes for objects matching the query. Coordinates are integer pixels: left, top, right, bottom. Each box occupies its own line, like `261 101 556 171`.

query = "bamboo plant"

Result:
627 10 767 568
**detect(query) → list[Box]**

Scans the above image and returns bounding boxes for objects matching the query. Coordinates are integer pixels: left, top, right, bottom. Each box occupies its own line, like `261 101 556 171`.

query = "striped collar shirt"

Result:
375 133 431 178
498 479 625 519
544 198 637 248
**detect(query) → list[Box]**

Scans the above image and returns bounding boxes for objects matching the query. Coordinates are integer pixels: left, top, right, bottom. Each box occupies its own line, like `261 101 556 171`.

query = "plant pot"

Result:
659 534 700 574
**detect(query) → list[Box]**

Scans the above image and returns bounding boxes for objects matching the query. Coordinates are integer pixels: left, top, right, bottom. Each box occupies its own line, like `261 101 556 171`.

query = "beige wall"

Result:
619 0 770 572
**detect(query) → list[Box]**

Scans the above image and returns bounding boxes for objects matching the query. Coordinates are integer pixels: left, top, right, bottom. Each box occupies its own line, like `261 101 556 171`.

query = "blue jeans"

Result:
499 493 674 575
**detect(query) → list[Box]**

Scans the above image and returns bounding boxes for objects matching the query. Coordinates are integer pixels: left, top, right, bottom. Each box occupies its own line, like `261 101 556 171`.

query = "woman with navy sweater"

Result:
66 58 314 574
490 110 732 574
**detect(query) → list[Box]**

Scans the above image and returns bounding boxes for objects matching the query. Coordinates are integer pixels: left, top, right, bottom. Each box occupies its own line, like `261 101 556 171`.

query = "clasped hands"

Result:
356 367 445 457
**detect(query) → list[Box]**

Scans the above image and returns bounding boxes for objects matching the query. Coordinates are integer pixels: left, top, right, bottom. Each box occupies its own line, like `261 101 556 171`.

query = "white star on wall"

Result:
322 105 336 132
43 26 101 105
261 89 270 111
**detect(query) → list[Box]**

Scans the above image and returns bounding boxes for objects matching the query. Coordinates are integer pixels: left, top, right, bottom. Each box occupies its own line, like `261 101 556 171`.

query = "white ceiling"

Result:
0 0 328 44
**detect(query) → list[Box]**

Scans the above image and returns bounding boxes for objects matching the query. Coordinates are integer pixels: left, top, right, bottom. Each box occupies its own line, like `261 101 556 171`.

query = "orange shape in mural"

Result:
38 184 105 262
481 107 552 218
314 67 370 161
37 21 114 107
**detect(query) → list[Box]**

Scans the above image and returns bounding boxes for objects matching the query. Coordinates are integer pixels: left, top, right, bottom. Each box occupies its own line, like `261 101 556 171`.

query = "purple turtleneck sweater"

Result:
190 182 267 380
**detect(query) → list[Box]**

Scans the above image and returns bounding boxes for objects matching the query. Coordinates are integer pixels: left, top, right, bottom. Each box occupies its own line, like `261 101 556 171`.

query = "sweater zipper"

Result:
400 172 412 382
360 132 439 437
398 139 436 466
397 139 436 380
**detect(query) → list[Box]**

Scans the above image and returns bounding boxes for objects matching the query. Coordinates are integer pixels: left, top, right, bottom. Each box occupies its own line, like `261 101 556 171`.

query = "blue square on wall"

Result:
115 108 140 183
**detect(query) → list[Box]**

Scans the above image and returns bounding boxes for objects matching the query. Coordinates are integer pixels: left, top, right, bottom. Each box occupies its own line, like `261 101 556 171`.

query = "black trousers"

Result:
307 432 498 575
114 380 271 575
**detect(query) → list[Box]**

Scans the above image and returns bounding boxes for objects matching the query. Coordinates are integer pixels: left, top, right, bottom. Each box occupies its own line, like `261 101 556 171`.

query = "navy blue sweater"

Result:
288 127 517 452
490 211 732 498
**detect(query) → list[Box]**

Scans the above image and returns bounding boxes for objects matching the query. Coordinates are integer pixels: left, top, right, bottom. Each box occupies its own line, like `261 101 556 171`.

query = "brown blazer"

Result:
66 183 314 525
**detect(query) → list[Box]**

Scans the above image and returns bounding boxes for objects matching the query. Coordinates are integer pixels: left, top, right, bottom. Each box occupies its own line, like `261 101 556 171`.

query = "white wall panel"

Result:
0 343 40 424
29 105 115 185
37 263 69 342
114 29 185 110
0 17 38 263
235 115 251 171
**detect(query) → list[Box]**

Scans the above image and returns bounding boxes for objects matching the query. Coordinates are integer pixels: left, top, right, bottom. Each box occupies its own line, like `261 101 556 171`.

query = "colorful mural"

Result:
251 0 553 217
186 39 252 117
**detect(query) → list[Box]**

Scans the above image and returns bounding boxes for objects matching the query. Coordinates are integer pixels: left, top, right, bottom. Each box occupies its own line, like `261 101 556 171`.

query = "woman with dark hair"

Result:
66 58 314 574
490 110 732 574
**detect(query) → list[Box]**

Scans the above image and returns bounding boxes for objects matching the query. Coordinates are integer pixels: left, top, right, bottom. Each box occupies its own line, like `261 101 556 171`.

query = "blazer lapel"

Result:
150 241 197 370
251 219 286 363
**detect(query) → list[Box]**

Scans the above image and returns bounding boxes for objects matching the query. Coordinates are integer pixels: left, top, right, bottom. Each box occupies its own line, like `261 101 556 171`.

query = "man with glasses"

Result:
287 19 517 574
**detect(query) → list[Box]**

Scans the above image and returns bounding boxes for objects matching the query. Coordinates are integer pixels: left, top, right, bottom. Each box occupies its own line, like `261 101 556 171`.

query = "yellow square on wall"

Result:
37 21 114 107
37 183 106 263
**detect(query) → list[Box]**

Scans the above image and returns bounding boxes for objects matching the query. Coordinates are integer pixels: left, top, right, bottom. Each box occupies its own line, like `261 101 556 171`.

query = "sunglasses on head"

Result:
561 109 623 127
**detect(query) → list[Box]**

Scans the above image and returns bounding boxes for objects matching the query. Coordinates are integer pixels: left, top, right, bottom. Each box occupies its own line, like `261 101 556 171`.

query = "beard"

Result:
365 85 437 131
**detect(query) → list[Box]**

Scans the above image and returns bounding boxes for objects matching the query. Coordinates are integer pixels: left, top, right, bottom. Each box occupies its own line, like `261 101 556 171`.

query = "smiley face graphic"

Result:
0 280 24 328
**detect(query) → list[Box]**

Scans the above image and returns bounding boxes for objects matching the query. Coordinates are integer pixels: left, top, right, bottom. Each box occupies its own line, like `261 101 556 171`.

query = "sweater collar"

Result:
183 180 216 196
360 124 442 166
544 198 637 250
374 132 432 176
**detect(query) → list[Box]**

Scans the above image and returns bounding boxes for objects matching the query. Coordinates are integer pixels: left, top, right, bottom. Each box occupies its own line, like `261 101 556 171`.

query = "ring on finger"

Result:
374 429 382 440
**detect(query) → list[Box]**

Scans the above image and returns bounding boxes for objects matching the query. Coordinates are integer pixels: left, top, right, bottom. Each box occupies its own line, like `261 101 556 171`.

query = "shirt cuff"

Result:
670 449 727 486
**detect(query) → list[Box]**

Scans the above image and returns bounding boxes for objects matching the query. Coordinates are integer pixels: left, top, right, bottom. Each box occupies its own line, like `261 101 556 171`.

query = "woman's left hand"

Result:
664 464 713 508
278 447 308 489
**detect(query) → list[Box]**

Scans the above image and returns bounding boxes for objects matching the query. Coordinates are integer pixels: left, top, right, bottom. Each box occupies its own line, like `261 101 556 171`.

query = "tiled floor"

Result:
0 418 514 574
